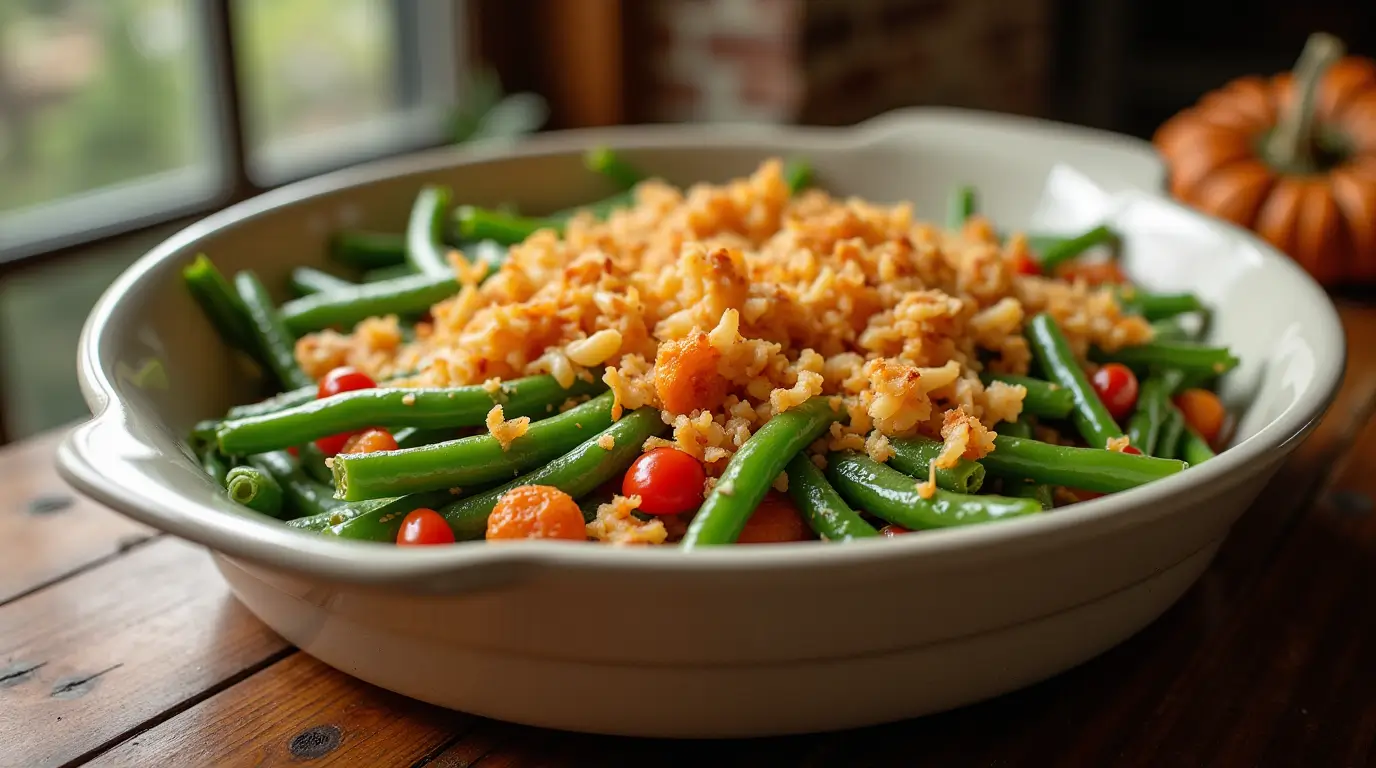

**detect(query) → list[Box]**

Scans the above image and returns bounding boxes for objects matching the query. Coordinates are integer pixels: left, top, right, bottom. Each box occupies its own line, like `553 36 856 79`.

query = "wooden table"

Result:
4 306 1376 768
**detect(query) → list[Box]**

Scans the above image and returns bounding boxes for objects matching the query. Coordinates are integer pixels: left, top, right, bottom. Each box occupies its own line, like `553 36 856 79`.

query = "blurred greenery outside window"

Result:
0 0 462 440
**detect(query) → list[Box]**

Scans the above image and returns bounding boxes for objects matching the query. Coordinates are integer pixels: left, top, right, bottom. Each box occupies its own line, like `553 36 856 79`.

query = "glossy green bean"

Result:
979 372 1075 419
362 263 415 282
979 435 1187 493
320 489 459 540
1119 289 1205 321
235 270 314 390
407 185 453 276
1037 224 1119 271
279 272 460 335
226 465 285 518
438 407 667 542
1180 422 1217 465
1126 369 1185 456
217 375 602 455
948 185 977 229
999 416 1034 439
884 436 987 493
584 147 644 190
249 450 340 519
681 397 842 548
200 447 231 487
330 231 407 269
289 267 352 296
1090 340 1239 379
332 392 617 501
1157 406 1185 461
785 453 878 542
226 384 318 421
1150 317 1191 342
183 255 255 353
826 452 1041 530
454 206 562 246
1003 478 1054 510
1027 313 1123 449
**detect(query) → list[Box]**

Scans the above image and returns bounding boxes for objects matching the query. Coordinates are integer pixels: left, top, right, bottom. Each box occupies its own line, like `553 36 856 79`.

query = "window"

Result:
0 0 462 262
0 0 463 441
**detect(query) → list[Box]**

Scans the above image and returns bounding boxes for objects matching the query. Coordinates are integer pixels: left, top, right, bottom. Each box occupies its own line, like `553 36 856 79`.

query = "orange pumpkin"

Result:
1154 33 1376 285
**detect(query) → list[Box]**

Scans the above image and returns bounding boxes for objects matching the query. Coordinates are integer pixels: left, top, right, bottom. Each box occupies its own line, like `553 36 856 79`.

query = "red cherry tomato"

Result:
286 446 299 457
1122 445 1142 455
1009 252 1042 276
342 428 398 455
396 508 455 546
621 447 707 516
314 431 360 457
879 524 911 537
317 366 377 400
1091 363 1139 421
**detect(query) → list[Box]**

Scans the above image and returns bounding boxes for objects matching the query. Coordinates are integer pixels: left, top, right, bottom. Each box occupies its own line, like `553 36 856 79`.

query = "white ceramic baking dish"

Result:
57 108 1345 738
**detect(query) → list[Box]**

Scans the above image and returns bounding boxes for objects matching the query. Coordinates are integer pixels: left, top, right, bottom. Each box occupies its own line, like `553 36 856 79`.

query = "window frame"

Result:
0 0 466 272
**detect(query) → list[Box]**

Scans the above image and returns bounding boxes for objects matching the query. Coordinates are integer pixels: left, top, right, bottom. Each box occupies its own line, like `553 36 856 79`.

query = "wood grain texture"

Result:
87 653 472 768
0 538 289 768
0 429 155 605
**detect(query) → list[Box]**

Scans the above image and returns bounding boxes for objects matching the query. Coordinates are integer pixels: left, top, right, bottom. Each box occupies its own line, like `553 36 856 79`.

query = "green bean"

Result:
681 397 842 548
884 436 987 493
1126 369 1185 456
407 185 453 276
279 272 460 335
1150 317 1191 342
1180 422 1217 465
454 206 562 246
1037 224 1119 271
200 447 231 487
785 453 878 542
217 375 602 455
584 147 644 190
1027 313 1122 449
979 372 1075 419
226 465 285 518
289 267 352 296
826 452 1041 530
247 450 339 518
183 255 255 353
1119 289 1205 321
999 416 1034 439
1003 478 1055 510
462 239 507 273
332 392 617 501
1090 340 1239 379
296 442 334 485
321 489 459 541
330 231 407 269
235 270 314 391
784 159 812 194
437 407 667 542
1157 406 1185 461
979 435 1186 493
362 263 415 283
392 426 455 449
947 185 977 229
226 384 319 420
990 418 1051 506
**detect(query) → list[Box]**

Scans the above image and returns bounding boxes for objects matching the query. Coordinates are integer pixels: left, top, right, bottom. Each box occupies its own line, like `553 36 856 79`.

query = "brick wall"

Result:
643 0 1052 125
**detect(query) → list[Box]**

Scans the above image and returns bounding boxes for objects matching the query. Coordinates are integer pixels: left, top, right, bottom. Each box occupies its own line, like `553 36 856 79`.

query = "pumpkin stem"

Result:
1266 32 1346 174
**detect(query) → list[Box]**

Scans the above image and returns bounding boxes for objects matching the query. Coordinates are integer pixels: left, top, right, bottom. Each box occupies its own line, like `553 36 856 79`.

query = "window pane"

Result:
0 0 206 214
234 0 454 182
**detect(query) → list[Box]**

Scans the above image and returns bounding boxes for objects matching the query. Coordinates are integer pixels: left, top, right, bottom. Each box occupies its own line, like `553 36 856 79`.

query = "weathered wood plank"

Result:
87 653 471 768
0 538 289 768
0 429 156 605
